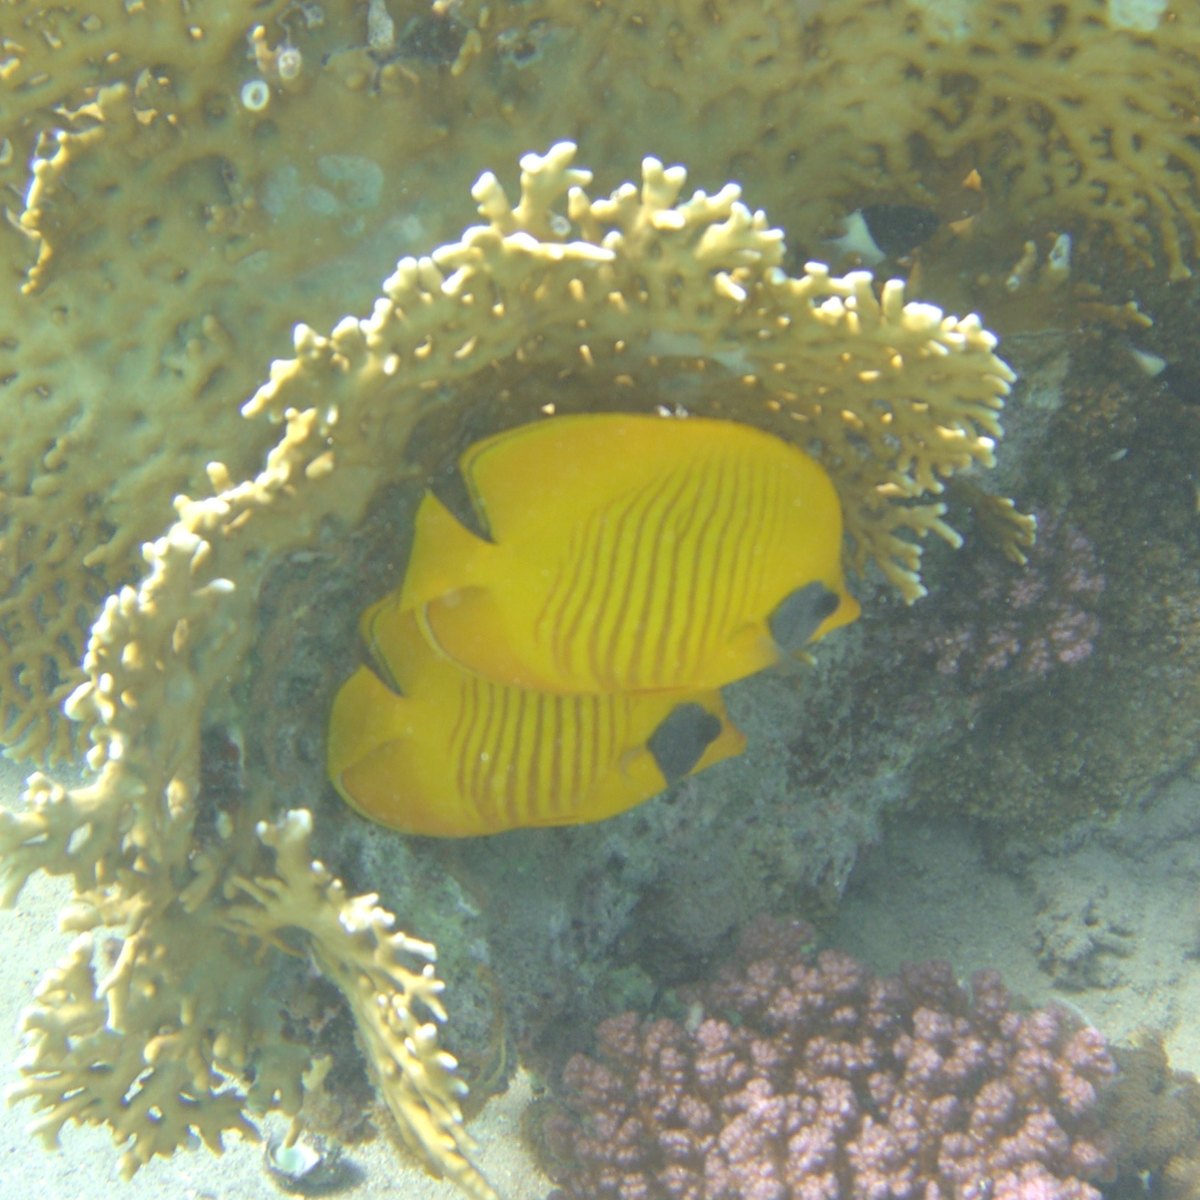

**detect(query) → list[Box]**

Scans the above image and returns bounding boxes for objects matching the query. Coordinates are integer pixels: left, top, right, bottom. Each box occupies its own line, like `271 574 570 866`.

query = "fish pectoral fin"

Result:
419 589 560 690
399 491 499 612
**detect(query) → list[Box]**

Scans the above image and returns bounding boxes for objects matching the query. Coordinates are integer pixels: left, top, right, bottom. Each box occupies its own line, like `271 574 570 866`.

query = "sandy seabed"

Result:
1 753 1197 1199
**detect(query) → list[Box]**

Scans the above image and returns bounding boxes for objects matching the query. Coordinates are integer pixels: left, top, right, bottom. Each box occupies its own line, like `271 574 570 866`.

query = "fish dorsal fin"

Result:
428 454 494 543
457 415 674 544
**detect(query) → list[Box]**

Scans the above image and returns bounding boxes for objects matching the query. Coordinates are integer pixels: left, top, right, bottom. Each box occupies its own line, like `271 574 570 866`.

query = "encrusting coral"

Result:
1104 1036 1200 1200
470 0 1200 277
0 141 1018 1193
2 0 1194 758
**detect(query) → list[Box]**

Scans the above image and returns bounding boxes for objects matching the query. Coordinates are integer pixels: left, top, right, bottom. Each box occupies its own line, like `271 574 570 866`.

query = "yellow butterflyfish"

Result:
328 610 746 837
385 414 860 694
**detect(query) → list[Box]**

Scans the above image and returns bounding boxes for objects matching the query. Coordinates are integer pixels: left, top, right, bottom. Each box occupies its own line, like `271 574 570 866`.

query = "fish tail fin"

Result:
399 491 498 611
359 597 426 691
689 691 747 774
327 665 409 796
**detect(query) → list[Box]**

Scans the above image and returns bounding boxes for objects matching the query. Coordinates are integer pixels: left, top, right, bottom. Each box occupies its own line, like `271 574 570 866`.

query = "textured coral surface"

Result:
4 0 1196 758
4 0 1200 1195
545 919 1115 1200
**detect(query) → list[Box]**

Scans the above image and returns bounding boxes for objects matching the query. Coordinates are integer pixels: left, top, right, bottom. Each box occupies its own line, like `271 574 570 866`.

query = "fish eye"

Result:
768 583 841 654
648 703 723 783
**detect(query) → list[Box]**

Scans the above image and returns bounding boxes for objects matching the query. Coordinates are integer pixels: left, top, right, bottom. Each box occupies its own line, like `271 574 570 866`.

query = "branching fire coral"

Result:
0 411 494 1197
245 143 1018 602
2 0 1193 758
0 140 1018 1194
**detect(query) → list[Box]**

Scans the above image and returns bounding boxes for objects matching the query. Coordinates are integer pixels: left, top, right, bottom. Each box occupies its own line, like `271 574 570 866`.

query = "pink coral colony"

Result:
545 919 1115 1200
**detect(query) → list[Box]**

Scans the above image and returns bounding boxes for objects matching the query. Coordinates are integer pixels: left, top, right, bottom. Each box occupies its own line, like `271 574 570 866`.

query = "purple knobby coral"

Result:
543 919 1114 1200
928 511 1105 686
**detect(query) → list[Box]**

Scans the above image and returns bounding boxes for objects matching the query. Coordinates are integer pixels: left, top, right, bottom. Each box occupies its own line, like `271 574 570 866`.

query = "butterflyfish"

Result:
327 610 746 837
388 414 860 694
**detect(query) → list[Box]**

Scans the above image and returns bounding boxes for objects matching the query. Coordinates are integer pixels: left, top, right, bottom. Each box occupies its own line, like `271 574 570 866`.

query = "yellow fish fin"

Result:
761 581 861 656
456 415 644 540
615 694 747 791
397 491 500 614
327 666 408 798
647 701 726 784
813 587 861 643
767 583 843 655
719 581 861 681
358 593 408 691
